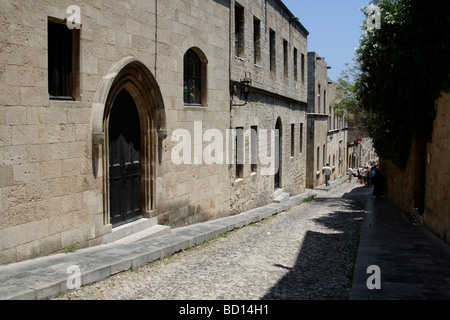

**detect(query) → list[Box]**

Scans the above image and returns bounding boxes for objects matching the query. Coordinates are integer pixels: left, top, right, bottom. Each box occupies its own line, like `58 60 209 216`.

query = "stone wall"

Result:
231 0 309 103
229 0 308 213
306 115 328 188
307 53 328 114
380 93 450 245
424 93 450 244
379 157 416 214
305 54 349 188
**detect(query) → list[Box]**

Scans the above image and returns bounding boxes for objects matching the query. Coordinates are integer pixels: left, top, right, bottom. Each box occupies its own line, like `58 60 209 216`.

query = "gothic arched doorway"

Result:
92 56 167 228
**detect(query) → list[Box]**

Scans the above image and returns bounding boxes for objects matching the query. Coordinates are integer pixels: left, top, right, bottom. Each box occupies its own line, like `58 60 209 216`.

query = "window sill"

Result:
234 178 244 186
184 104 206 109
49 96 74 101
49 98 81 107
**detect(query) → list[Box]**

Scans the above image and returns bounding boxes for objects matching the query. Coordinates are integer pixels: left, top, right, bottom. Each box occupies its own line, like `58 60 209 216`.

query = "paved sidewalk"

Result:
0 191 316 300
351 196 450 300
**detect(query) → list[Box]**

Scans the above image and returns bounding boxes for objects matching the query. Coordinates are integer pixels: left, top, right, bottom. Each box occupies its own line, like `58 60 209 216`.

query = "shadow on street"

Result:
262 186 370 300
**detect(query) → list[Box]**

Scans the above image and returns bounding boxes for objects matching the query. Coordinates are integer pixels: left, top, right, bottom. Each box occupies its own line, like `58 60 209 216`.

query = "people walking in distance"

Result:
363 166 369 186
348 167 353 183
323 163 331 186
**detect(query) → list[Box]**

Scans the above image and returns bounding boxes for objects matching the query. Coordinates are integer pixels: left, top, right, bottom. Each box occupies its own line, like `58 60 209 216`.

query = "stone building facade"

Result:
346 126 378 170
0 0 232 265
306 52 348 188
0 0 311 265
229 0 309 213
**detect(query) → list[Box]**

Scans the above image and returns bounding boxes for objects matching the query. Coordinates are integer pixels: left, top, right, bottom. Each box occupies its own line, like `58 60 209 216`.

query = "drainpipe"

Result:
154 0 158 77
229 1 232 113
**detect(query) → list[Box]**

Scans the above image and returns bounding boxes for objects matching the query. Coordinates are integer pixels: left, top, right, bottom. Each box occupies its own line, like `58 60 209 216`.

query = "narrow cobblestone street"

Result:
58 181 370 300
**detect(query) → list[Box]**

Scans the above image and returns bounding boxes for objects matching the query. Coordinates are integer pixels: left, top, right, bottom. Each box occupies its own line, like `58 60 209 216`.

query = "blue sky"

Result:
282 0 370 81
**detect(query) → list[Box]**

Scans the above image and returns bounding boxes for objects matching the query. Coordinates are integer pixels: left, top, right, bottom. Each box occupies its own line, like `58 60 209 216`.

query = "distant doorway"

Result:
108 89 142 226
275 118 282 189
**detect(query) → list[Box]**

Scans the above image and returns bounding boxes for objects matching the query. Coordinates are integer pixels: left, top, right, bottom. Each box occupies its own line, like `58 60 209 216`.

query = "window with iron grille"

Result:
184 49 202 105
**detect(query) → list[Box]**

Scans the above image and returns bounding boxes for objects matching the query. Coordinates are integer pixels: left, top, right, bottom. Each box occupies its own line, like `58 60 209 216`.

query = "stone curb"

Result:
0 191 316 300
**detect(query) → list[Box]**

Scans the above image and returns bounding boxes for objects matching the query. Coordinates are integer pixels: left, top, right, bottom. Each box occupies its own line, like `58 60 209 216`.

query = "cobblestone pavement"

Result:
57 181 370 300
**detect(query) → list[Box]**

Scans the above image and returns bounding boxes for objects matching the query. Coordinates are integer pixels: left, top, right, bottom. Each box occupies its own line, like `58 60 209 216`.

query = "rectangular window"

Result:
317 85 321 113
299 123 303 154
323 144 326 166
269 29 276 72
329 106 332 131
290 124 295 157
317 147 320 170
324 90 327 114
293 48 298 81
251 126 258 173
253 17 261 65
301 53 305 84
236 127 244 179
48 20 79 100
283 39 288 78
235 5 245 57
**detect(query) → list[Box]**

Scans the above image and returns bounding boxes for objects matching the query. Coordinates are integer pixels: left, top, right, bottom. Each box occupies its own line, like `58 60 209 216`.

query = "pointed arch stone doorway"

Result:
91 56 167 228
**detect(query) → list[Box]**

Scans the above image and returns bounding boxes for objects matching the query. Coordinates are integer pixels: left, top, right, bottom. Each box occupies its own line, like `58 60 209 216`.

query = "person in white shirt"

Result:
362 166 369 186
348 167 353 182
323 163 331 186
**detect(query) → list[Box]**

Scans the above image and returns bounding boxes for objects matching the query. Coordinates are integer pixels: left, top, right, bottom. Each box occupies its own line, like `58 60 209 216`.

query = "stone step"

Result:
113 224 172 245
273 188 283 199
273 192 290 203
102 217 159 244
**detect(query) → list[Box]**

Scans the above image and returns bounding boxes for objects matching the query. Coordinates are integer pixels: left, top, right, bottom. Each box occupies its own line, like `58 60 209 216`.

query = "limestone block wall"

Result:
0 0 117 265
230 93 307 214
327 129 348 181
0 0 231 265
228 0 308 213
230 0 309 103
307 53 328 114
306 115 328 188
424 93 450 244
378 94 450 246
380 157 417 217
152 0 231 228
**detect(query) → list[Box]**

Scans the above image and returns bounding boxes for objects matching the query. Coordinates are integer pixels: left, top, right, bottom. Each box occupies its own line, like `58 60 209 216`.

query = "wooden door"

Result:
108 89 142 226
275 119 282 189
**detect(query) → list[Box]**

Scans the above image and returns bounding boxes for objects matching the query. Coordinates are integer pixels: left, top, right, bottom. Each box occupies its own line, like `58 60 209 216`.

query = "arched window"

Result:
184 49 202 105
